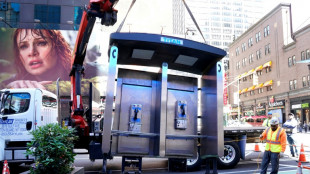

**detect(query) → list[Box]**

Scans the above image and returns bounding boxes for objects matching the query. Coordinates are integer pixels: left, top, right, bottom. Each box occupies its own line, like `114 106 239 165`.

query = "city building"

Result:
172 0 265 72
0 0 86 30
228 3 310 125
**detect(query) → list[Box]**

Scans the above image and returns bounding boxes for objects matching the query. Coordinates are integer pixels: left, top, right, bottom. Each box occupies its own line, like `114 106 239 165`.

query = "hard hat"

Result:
270 117 279 125
268 112 272 115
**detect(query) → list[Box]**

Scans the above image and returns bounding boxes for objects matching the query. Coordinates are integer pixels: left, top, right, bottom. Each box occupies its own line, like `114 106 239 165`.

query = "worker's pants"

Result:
260 151 280 174
287 133 298 157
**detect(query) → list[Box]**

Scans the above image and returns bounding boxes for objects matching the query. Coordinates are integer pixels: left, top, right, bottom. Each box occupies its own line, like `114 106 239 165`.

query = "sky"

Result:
263 0 310 31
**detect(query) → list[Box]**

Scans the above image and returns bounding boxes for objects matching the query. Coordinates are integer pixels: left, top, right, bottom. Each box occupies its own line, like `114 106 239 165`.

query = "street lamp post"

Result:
225 76 241 121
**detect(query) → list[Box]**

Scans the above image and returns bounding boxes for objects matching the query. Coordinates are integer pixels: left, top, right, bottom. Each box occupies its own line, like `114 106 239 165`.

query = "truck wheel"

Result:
217 141 240 169
187 151 202 171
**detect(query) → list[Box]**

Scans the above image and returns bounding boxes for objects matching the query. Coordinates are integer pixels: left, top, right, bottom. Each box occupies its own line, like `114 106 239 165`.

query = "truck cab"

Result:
0 88 58 165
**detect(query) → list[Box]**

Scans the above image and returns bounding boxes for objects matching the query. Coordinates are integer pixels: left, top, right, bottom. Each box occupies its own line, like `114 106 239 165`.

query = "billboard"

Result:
0 28 109 96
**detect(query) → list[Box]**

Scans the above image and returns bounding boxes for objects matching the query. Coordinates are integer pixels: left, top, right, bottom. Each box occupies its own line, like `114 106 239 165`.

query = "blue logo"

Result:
160 37 183 45
0 119 14 124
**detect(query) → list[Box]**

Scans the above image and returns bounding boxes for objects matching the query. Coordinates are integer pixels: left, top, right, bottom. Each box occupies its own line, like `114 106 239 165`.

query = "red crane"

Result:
69 0 118 141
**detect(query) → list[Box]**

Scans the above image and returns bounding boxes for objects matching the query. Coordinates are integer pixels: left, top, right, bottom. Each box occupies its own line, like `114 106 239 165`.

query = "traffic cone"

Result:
296 162 303 174
254 143 261 152
298 143 307 163
2 160 10 174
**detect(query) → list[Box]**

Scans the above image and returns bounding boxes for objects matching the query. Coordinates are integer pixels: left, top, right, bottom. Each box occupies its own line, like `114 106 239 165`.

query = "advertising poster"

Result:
0 28 109 97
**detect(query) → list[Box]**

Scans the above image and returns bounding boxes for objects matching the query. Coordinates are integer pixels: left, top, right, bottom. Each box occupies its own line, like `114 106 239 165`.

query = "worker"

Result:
282 113 298 157
259 117 287 174
262 112 273 127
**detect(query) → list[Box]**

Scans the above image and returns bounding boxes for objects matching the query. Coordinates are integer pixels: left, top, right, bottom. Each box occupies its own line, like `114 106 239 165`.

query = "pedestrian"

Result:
304 121 307 133
298 118 303 133
282 113 298 157
262 112 273 127
260 117 287 174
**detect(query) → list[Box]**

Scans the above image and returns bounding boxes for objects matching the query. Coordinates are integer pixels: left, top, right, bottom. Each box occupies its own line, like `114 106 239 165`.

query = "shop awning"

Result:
263 80 273 87
238 90 242 94
263 61 272 68
255 65 263 71
240 72 248 78
248 85 256 91
254 83 264 89
247 69 255 75
240 88 248 93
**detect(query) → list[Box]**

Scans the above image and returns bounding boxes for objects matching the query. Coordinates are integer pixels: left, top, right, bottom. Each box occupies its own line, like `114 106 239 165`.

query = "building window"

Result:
34 5 61 29
249 74 253 79
258 88 263 94
249 54 254 64
307 50 310 59
74 6 83 29
303 76 307 87
267 86 272 91
266 67 271 73
241 43 246 52
292 55 296 65
256 49 261 59
236 47 240 56
255 32 261 43
294 79 297 89
288 57 292 67
264 25 270 37
289 80 293 90
250 90 255 95
248 37 253 47
301 51 306 60
242 58 247 66
0 2 20 28
308 75 310 86
243 77 247 82
236 61 241 70
257 70 262 76
265 43 271 55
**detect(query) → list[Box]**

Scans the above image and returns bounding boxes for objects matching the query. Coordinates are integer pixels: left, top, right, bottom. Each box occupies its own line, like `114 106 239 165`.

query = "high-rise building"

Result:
172 0 265 71
0 0 86 30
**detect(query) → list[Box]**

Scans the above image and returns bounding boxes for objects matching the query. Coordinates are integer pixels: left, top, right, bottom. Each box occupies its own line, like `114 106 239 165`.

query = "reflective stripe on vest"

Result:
265 127 283 153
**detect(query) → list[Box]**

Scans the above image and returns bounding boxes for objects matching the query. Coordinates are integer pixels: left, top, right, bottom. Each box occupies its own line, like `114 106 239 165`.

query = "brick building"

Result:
228 3 310 125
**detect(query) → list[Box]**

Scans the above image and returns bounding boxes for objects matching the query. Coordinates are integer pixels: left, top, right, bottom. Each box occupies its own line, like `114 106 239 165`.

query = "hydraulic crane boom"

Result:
69 0 118 138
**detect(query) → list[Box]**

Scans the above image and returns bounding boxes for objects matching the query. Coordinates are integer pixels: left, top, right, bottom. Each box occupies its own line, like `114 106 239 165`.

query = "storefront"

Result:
268 99 285 124
291 103 302 123
256 103 266 116
242 105 254 116
302 103 310 125
230 106 240 120
291 102 310 125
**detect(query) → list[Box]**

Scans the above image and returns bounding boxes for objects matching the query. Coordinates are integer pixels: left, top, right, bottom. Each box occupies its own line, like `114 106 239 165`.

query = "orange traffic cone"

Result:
298 143 307 163
254 143 261 152
296 162 303 174
2 160 10 174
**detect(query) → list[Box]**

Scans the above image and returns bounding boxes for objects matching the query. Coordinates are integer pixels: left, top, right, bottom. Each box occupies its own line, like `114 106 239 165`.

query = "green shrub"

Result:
26 124 78 174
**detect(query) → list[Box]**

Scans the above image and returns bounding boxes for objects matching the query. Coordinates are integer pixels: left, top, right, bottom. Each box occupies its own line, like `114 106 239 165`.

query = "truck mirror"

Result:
26 121 32 131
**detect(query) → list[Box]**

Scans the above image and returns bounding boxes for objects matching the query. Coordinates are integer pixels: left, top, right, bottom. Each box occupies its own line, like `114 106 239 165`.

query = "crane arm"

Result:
70 0 118 136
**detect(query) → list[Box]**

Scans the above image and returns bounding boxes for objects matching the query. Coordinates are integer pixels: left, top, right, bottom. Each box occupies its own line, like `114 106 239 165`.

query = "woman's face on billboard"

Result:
17 29 57 76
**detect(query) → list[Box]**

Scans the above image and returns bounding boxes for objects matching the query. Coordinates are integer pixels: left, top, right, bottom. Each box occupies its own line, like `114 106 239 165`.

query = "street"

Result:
12 132 310 174
72 132 310 174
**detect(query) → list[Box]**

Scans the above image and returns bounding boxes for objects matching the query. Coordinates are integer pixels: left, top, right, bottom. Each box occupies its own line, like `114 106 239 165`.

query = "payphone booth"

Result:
102 32 226 173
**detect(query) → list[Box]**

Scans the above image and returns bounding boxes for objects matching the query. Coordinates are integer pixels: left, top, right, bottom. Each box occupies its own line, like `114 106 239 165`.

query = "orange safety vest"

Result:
265 127 283 153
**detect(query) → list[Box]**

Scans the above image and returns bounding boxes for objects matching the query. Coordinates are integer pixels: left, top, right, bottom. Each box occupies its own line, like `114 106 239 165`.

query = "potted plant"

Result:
26 123 78 174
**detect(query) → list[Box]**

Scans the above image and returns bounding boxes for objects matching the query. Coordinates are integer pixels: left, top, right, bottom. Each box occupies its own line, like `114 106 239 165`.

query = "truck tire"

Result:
186 150 202 171
217 141 240 169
